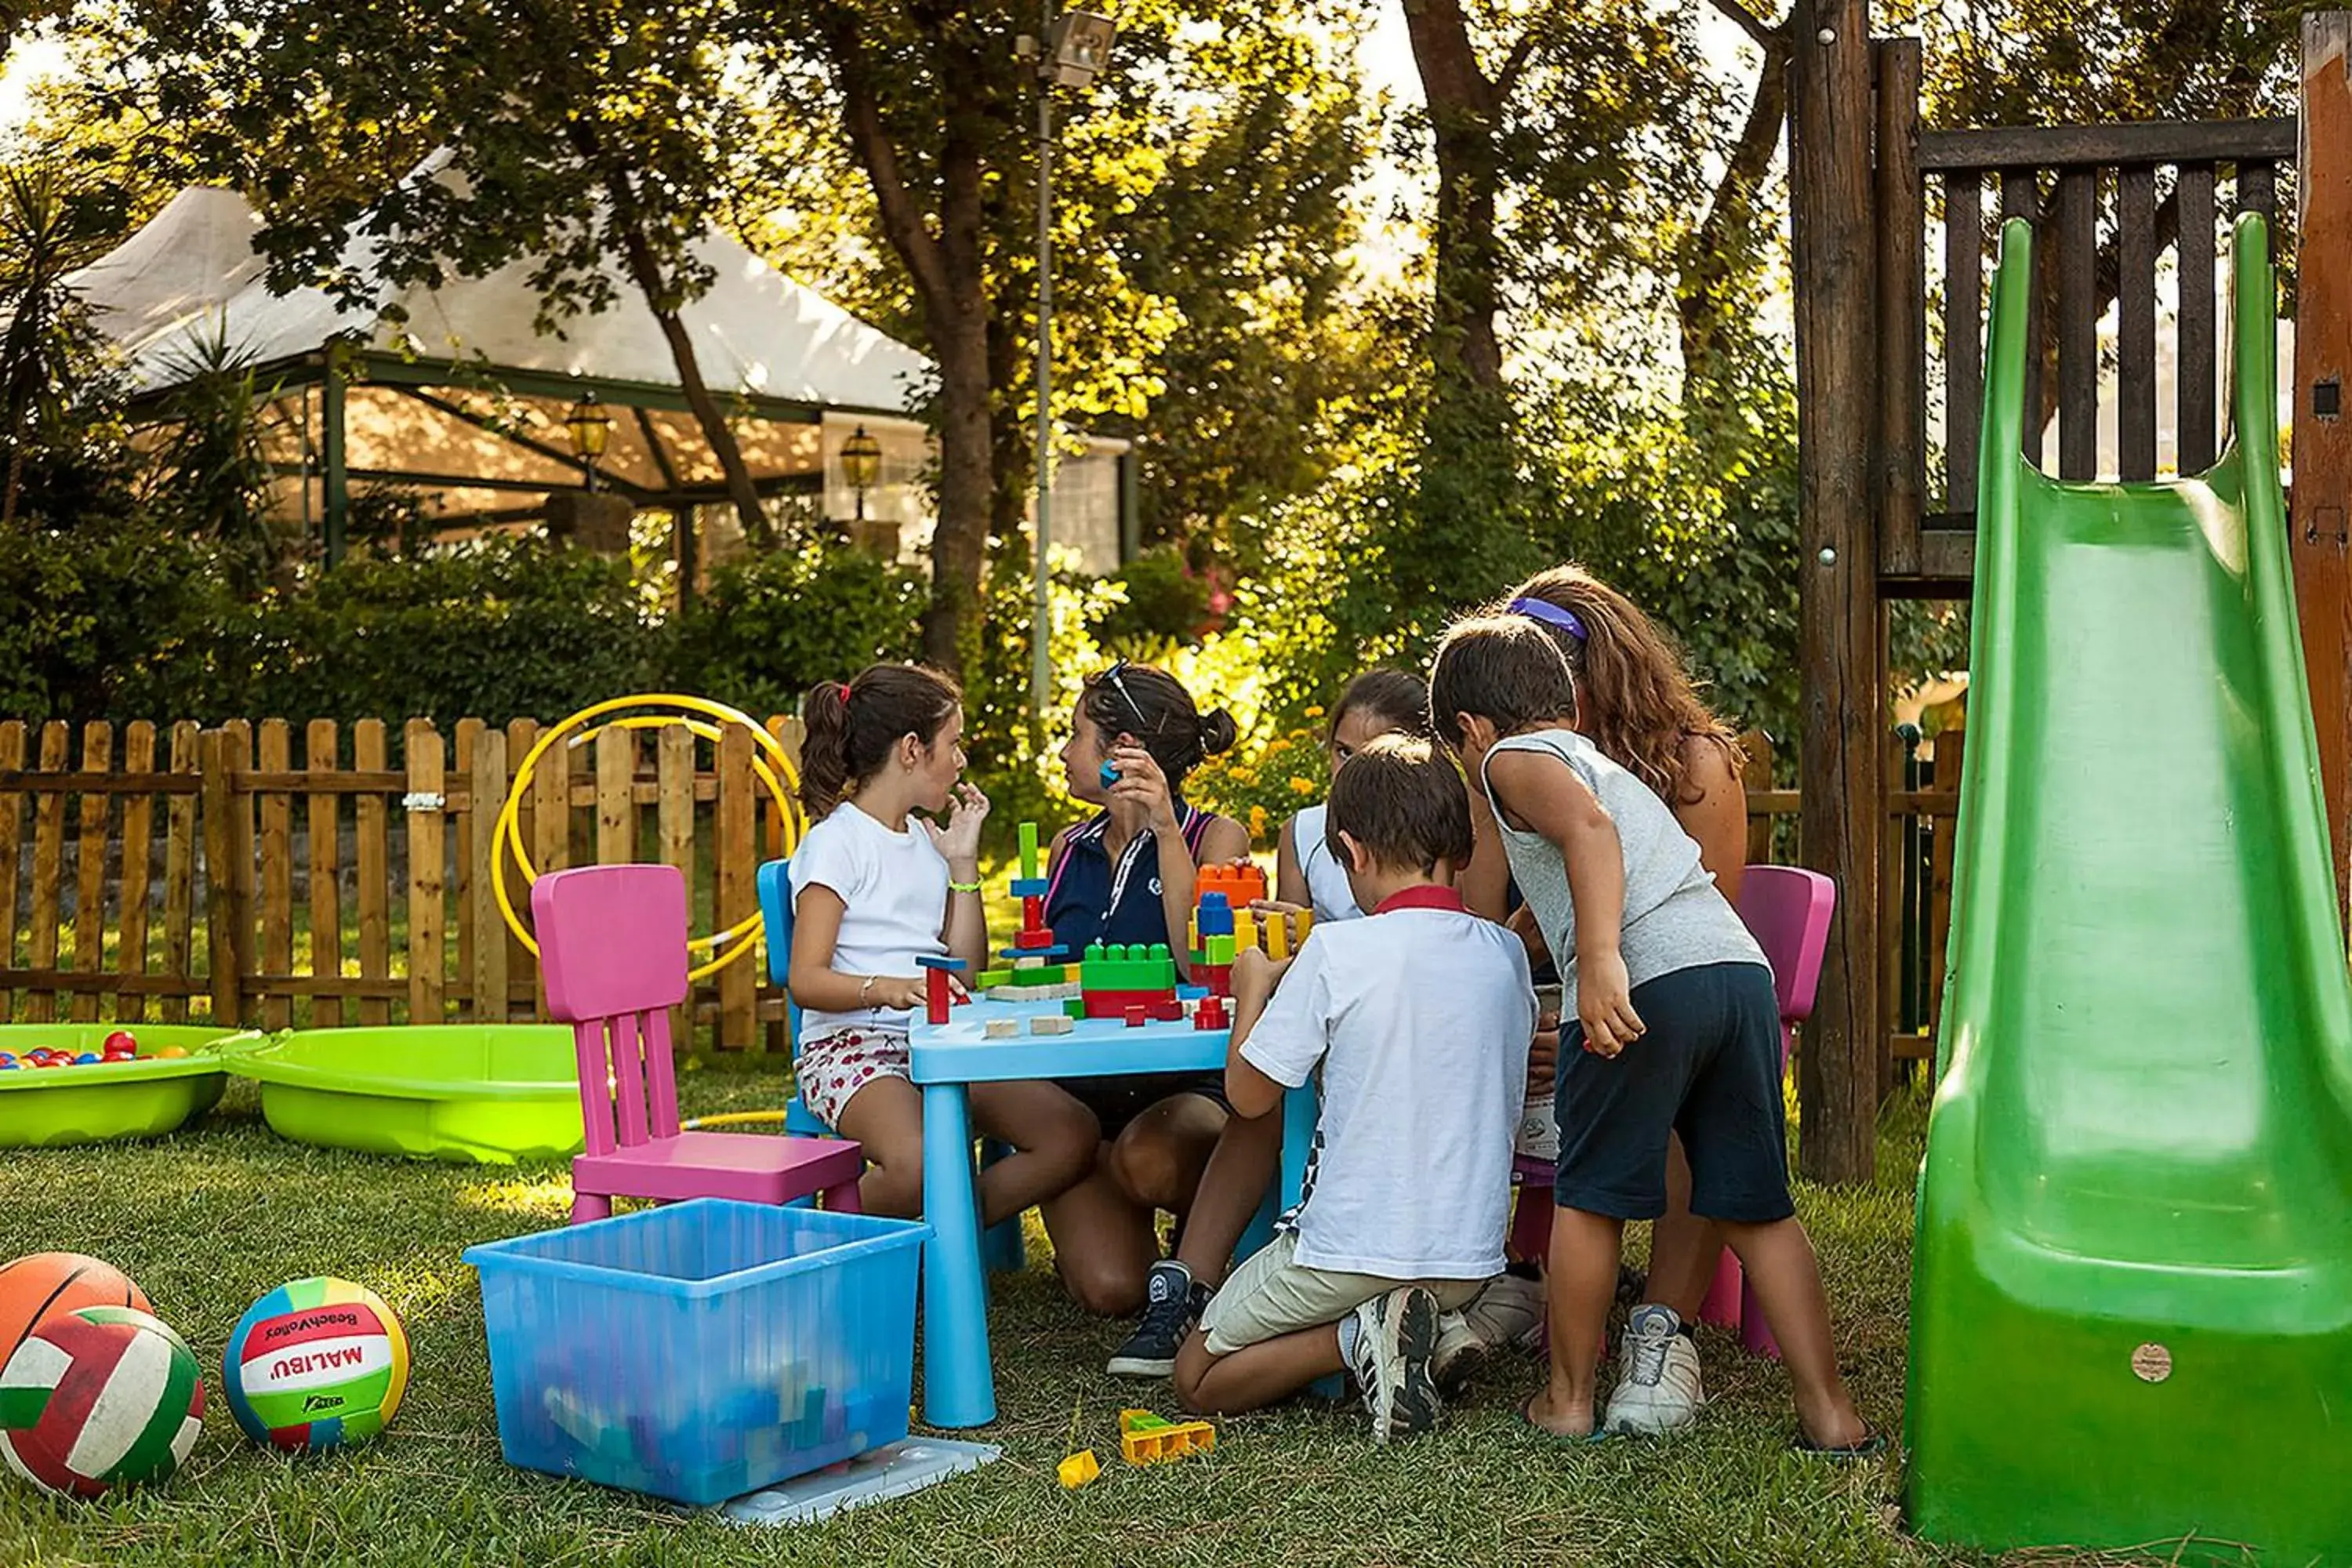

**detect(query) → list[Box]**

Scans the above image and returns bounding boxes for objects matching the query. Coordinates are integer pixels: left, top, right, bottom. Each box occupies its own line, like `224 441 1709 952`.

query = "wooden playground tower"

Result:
1788 5 2350 1181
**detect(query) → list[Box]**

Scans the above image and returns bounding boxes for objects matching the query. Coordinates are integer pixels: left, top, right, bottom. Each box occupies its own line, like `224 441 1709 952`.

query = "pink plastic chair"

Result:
1504 866 1836 1359
532 863 864 1224
1698 866 1836 1356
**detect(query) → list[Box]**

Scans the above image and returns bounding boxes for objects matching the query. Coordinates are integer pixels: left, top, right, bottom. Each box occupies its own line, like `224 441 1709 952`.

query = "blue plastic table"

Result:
908 995 1318 1428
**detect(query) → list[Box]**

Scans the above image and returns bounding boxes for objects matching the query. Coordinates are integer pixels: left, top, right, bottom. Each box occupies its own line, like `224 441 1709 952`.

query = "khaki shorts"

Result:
1198 1232 1485 1356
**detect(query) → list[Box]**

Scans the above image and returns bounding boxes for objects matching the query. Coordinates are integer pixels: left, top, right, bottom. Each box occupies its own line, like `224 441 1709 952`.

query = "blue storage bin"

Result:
464 1199 929 1505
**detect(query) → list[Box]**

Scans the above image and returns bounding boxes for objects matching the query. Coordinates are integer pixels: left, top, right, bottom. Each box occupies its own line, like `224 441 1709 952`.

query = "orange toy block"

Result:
1195 863 1267 907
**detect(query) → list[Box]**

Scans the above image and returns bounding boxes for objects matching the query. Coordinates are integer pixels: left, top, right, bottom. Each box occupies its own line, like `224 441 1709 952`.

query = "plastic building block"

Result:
1029 1014 1073 1036
1195 863 1266 908
1124 1004 1148 1028
978 967 1015 989
1118 1409 1216 1465
1194 996 1227 1029
1099 758 1121 789
1015 927 1061 950
1018 822 1041 881
1199 933 1237 966
1065 996 1089 1019
985 1018 1019 1040
1196 891 1236 938
1021 895 1046 929
1083 987 1181 1021
1058 1450 1101 1489
1196 964 1231 999
1080 942 1178 992
999 942 1073 963
916 955 967 1025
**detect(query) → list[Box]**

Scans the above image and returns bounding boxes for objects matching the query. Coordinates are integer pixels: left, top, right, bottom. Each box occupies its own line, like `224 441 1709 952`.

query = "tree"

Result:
93 0 779 546
0 166 114 526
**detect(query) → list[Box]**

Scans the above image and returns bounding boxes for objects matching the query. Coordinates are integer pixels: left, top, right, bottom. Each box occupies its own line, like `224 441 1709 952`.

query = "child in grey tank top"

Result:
1428 610 1872 1456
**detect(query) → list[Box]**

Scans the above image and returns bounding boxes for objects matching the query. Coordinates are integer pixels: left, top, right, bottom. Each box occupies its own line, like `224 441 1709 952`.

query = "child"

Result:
1428 612 1874 1451
1039 660 1252 1319
1169 735 1534 1443
1273 668 1430 921
786 663 1097 1223
1503 564 1756 1421
1109 666 1537 1380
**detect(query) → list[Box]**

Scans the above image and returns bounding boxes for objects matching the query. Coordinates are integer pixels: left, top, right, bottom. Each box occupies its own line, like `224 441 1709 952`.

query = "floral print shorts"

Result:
796 1026 911 1131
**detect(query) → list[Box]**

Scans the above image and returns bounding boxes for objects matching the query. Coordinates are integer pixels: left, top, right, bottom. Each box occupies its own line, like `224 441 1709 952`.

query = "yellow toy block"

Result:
1118 1407 1216 1464
1058 1449 1102 1488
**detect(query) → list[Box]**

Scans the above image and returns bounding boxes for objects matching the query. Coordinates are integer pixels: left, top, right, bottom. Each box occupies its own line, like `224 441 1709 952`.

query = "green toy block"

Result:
1197 934 1237 966
1064 996 1087 1020
978 968 1015 989
1080 942 1177 993
1009 963 1069 985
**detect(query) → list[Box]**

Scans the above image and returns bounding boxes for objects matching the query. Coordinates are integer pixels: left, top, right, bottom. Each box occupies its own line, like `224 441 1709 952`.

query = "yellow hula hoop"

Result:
492 694 805 981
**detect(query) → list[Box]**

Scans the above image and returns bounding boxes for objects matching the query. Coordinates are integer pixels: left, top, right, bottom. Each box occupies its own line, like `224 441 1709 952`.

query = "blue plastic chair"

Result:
758 858 1025 1272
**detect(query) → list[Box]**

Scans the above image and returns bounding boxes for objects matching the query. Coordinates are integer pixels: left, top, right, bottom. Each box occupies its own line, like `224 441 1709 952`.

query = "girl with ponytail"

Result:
1035 661 1252 1345
786 663 1096 1221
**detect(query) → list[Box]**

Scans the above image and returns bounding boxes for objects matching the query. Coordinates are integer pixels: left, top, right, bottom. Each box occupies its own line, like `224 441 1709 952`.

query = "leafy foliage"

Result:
667 542 927 720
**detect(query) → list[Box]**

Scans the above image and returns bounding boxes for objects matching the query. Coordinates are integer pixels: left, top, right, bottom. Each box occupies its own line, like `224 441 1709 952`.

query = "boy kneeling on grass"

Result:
1171 735 1535 1443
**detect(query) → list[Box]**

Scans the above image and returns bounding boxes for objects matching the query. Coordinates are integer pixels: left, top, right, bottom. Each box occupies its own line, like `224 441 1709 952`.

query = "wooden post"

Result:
405 720 446 1024
70 721 111 1022
27 722 67 1023
470 727 509 1023
309 720 343 1029
2295 12 2352 924
0 720 23 1023
716 723 757 1051
354 720 390 1025
161 722 198 1023
118 722 158 1025
321 341 350 566
257 720 292 1030
1790 0 1881 1183
198 728 247 1026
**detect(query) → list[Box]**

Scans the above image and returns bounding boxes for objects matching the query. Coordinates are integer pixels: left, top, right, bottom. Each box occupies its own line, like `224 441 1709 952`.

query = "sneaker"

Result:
1432 1272 1547 1392
1602 1304 1706 1436
1106 1261 1208 1377
1348 1287 1443 1443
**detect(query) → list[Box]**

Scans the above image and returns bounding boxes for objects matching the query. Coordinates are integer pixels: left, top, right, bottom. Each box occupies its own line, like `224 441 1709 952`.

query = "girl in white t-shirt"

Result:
786 663 1096 1221
1267 668 1431 925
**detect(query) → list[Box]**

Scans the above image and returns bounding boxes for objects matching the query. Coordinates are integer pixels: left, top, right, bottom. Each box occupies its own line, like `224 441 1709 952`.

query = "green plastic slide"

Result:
1907 214 2352 1562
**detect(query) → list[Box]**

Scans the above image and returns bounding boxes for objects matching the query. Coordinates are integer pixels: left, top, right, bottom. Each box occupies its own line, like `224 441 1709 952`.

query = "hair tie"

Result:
1508 597 1588 642
837 682 853 703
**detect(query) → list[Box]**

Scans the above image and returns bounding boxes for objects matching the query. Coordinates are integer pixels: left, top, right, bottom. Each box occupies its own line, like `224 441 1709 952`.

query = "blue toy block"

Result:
1099 759 1120 789
1196 891 1235 938
999 944 1072 963
916 955 968 971
1009 877 1051 898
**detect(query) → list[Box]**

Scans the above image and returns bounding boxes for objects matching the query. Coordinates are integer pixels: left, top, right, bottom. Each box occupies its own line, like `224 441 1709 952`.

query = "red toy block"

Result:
1196 995 1229 1029
1196 964 1231 998
924 964 953 1025
1083 987 1181 1020
1016 927 1058 949
1125 1004 1148 1028
1152 997 1184 1022
1022 895 1045 928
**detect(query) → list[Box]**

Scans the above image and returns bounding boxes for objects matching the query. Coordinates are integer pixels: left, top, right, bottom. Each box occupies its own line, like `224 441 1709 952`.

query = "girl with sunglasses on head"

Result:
1037 661 1251 1324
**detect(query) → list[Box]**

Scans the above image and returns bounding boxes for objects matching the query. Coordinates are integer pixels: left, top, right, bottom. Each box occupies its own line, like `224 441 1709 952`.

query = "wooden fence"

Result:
2 717 1965 1075
0 715 803 1051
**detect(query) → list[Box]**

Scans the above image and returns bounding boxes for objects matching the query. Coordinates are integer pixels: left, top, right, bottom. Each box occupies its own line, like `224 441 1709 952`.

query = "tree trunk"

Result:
1402 0 1506 391
606 197 774 550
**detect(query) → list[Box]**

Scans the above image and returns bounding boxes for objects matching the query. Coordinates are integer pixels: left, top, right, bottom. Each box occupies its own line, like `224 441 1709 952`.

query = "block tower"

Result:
978 822 1080 1002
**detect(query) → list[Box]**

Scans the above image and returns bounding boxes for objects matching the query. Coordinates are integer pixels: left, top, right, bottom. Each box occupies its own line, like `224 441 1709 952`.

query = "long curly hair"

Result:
1508 564 1744 807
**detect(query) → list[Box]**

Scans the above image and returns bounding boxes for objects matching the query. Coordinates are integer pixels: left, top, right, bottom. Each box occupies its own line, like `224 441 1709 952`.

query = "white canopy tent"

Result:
69 187 1133 569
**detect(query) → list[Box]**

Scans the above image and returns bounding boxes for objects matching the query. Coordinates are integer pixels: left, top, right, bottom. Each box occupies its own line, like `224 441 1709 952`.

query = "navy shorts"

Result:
1553 962 1794 1225
1059 1073 1230 1138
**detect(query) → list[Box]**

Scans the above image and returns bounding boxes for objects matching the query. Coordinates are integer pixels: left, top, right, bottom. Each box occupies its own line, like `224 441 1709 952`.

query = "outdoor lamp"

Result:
1045 12 1116 87
841 425 884 522
564 394 612 463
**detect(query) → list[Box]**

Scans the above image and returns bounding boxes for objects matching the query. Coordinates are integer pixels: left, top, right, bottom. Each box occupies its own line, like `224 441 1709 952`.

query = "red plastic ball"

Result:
102 1030 136 1054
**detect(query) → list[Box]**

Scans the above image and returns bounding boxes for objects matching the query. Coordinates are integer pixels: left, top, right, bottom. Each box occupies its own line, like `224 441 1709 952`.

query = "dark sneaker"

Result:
1348 1286 1443 1443
1107 1260 1207 1377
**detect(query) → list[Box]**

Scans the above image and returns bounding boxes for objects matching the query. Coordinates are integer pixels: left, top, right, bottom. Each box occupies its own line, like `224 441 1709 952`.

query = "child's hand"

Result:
1527 1011 1560 1099
922 782 992 866
1575 952 1645 1058
1231 946 1292 1007
1105 742 1177 832
1246 898 1308 950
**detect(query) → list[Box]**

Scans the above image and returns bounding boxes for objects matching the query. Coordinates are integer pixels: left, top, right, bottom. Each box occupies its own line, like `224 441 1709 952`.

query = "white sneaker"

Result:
1432 1272 1546 1392
1348 1287 1443 1443
1602 1304 1706 1436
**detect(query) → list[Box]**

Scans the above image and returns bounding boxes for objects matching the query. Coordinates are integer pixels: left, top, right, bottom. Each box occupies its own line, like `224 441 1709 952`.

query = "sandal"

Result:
1794 1428 1888 1461
1517 1395 1617 1445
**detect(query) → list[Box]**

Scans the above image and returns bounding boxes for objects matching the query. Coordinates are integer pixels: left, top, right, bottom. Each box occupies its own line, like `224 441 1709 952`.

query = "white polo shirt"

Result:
1241 887 1534 1279
789 802 949 1042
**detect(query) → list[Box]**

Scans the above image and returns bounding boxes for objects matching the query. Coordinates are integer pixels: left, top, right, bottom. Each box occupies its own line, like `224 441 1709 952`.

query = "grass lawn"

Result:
0 1065 2079 1567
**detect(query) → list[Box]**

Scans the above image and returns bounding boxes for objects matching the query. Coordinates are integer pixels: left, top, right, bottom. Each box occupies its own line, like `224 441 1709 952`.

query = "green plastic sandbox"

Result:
220 1025 586 1165
0 1024 234 1147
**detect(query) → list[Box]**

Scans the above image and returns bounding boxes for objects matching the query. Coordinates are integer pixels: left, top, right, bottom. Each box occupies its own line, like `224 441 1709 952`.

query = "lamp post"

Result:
1026 8 1116 717
841 424 884 524
564 394 612 491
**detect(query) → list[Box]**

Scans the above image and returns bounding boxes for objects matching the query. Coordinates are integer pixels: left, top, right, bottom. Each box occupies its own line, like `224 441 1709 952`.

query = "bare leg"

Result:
835 1077 927 1218
1171 1107 1283 1287
1524 1207 1624 1437
1716 1216 1867 1447
1040 1161 1160 1316
1645 1135 1725 1319
1105 1092 1226 1216
969 1080 1101 1228
1173 1323 1345 1416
